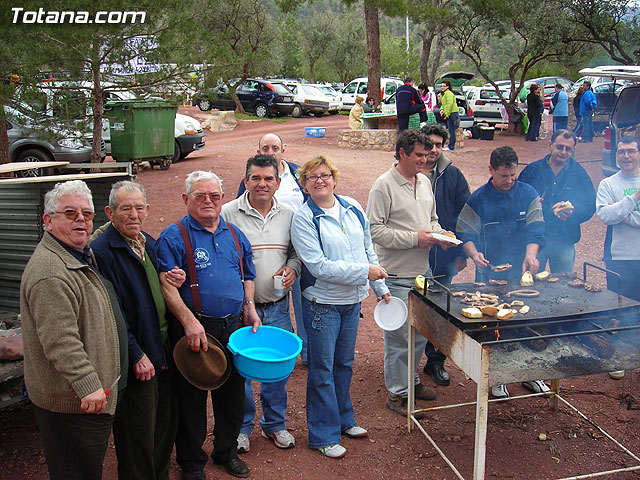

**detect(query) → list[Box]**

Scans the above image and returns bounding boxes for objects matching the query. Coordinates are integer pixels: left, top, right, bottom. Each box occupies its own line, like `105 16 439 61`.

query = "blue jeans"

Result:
582 110 594 141
242 298 293 435
447 112 459 150
291 278 306 363
303 298 360 448
537 243 575 273
553 116 568 132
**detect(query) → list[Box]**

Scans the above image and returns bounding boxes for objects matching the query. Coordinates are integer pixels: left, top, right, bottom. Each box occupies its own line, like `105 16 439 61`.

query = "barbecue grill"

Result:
407 265 640 480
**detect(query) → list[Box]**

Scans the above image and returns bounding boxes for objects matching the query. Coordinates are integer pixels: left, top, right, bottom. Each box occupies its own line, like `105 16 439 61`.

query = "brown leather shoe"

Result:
386 394 425 420
415 383 437 401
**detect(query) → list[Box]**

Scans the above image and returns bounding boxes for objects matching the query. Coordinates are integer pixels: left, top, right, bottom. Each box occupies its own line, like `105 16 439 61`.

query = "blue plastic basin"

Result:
227 326 302 383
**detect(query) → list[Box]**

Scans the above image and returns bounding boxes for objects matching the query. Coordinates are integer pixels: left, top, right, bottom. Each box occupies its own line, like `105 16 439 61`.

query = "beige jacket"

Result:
20 233 121 415
367 166 444 277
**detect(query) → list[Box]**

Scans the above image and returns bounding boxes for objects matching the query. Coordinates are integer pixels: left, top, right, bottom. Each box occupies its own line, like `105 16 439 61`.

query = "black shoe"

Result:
424 363 450 386
182 471 206 480
217 457 250 478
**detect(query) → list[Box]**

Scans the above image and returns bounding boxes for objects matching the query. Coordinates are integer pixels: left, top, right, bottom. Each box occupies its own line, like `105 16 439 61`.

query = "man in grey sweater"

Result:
222 154 301 453
367 130 451 417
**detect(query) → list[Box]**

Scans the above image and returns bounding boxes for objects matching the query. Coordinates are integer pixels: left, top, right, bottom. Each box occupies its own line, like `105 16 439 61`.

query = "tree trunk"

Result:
419 31 434 85
309 60 315 84
364 0 381 105
428 36 443 87
91 65 103 164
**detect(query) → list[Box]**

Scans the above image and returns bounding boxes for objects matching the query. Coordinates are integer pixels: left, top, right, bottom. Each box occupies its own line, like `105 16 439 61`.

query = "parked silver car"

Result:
5 105 93 177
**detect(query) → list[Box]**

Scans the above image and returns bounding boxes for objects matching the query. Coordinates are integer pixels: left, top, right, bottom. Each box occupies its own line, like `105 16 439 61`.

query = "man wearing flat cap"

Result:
155 171 260 480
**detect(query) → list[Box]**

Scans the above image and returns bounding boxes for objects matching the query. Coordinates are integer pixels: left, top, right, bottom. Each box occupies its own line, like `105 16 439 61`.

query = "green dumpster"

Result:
105 99 177 170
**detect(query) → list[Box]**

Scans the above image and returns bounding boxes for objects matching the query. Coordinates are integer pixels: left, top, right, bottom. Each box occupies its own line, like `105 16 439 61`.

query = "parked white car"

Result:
310 84 342 114
465 86 510 124
340 77 404 110
24 81 205 163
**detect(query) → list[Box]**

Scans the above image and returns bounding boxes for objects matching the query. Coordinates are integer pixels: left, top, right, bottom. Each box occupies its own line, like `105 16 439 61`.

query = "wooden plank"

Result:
0 172 129 184
0 161 69 174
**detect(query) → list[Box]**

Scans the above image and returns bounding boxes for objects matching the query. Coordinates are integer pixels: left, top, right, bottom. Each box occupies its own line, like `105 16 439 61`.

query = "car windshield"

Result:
271 83 292 94
301 85 323 96
318 86 335 95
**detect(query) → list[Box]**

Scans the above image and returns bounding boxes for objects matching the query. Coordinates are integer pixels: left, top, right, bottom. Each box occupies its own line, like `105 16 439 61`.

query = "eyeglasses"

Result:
617 149 639 157
190 193 222 203
306 173 332 183
553 145 574 153
55 209 95 221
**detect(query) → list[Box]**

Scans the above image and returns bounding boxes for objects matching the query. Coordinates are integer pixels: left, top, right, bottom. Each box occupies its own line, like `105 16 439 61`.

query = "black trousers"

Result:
173 316 245 473
113 342 178 480
398 105 428 131
34 404 113 480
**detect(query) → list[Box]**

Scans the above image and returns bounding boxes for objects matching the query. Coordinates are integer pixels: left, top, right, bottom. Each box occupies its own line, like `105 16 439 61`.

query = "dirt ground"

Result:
1 110 639 480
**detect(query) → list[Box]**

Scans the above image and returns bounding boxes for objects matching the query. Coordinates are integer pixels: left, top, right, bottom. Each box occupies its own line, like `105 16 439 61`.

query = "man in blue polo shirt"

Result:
155 171 261 480
456 146 547 399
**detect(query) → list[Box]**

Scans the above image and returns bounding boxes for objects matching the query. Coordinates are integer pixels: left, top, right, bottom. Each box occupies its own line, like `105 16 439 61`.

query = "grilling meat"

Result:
520 271 534 287
493 264 512 272
489 279 507 286
568 278 585 288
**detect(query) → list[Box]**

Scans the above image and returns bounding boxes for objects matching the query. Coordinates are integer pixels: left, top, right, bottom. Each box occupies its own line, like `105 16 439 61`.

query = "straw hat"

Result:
173 333 230 390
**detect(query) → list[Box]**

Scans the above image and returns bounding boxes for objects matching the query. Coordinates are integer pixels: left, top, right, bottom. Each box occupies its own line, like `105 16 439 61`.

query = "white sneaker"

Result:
236 432 250 453
343 425 368 438
522 380 550 393
419 122 427 128
262 429 295 449
491 384 509 398
609 370 625 380
318 444 346 458
443 146 451 151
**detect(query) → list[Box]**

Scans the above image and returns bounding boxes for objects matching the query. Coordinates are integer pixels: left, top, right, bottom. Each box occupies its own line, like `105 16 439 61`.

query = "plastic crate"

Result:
305 127 326 137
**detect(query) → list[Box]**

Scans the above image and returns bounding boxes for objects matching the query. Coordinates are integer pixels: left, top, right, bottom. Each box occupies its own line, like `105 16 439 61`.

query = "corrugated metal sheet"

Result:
0 176 132 312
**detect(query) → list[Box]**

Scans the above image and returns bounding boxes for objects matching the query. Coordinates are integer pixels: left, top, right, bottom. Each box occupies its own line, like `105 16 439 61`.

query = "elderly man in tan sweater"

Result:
367 129 452 417
20 179 128 480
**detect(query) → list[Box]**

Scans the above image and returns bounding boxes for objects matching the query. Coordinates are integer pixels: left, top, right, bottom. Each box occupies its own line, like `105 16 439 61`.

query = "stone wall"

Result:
338 129 396 151
338 127 465 151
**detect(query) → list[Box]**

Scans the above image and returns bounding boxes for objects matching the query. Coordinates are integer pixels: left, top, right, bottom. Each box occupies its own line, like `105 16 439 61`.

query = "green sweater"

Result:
20 233 122 415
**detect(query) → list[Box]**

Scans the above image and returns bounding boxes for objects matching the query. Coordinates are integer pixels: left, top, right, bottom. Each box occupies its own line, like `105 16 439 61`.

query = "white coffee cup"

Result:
273 275 285 297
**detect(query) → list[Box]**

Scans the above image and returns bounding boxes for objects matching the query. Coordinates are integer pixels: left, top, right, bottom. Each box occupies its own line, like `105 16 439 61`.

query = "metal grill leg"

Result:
473 348 490 480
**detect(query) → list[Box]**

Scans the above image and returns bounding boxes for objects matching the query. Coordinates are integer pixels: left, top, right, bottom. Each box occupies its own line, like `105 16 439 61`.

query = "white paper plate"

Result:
430 233 463 245
374 297 408 331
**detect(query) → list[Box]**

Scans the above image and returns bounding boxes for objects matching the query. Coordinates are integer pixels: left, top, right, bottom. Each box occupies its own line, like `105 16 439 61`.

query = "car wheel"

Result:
255 103 269 118
292 104 302 118
329 110 339 115
15 148 50 178
157 157 171 170
172 140 181 163
197 99 211 111
314 112 325 118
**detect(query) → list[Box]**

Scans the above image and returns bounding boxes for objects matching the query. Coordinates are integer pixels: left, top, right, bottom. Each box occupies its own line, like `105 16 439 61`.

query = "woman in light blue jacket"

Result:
291 155 390 459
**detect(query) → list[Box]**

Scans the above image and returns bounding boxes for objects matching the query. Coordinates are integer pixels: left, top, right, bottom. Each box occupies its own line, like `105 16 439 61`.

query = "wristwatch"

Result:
244 300 254 306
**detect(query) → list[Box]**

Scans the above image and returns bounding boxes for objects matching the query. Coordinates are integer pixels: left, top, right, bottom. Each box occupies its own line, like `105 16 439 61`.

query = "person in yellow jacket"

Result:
349 96 365 130
438 80 458 151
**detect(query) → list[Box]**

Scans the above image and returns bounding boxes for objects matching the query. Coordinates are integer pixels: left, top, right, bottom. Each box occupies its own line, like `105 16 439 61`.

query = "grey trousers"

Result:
383 278 428 397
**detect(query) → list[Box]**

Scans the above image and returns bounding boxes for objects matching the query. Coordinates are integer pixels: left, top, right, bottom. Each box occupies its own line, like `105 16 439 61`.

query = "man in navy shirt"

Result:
156 171 260 479
396 77 427 131
519 129 595 274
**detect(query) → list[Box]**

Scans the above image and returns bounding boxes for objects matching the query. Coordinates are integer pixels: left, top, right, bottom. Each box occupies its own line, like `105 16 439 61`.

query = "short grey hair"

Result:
108 181 146 210
44 180 93 215
185 171 223 194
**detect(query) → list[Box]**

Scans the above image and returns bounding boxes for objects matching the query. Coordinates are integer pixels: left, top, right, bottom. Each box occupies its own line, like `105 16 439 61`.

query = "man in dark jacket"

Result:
420 124 470 386
519 129 596 273
92 181 184 480
396 77 427 131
